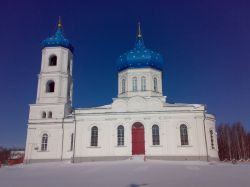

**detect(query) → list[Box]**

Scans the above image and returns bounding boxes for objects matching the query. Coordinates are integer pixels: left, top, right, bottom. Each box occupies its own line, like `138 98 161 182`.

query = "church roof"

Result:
117 23 164 72
41 18 74 53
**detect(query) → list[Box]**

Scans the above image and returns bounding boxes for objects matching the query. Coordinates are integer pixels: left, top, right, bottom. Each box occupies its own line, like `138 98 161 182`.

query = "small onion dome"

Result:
41 18 74 53
117 23 164 72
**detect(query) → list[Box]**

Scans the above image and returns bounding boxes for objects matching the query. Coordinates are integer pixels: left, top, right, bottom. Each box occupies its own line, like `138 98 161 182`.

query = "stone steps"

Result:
130 155 146 161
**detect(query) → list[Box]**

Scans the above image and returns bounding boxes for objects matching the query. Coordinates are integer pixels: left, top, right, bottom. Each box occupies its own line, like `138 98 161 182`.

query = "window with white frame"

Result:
46 80 55 93
141 76 146 91
152 125 160 145
91 126 98 146
48 111 52 118
42 111 46 118
117 125 124 146
70 133 74 151
67 60 70 72
41 133 48 151
180 124 189 145
153 77 158 92
210 130 215 149
132 77 137 91
49 55 57 66
122 79 126 93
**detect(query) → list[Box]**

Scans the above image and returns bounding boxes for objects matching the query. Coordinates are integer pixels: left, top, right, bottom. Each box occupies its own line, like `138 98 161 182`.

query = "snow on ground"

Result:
0 159 250 187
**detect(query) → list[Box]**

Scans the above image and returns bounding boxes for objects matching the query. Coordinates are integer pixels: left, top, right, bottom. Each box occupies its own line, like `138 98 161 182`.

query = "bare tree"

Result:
217 122 249 161
0 147 11 163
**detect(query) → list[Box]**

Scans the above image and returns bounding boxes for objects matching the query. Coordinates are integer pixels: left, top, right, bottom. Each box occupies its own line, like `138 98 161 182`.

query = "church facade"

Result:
24 21 219 163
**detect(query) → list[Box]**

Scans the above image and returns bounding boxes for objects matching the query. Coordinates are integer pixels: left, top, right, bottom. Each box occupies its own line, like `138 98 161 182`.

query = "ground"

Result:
0 159 250 187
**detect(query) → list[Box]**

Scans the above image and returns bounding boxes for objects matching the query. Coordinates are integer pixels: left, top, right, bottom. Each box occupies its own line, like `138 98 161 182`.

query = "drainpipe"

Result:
203 106 209 162
72 108 77 163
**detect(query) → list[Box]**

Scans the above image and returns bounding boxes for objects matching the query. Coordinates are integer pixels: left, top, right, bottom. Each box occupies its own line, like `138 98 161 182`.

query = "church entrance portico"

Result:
132 122 145 155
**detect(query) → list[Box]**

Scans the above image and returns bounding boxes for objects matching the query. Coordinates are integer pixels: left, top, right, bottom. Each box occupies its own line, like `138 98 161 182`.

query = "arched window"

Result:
70 133 74 151
117 125 124 146
67 60 70 72
132 77 137 91
48 111 52 118
210 130 215 149
141 76 146 91
46 80 55 93
180 124 189 145
49 55 57 66
122 79 126 93
153 77 158 92
152 125 160 145
42 111 46 118
41 133 48 151
91 126 98 146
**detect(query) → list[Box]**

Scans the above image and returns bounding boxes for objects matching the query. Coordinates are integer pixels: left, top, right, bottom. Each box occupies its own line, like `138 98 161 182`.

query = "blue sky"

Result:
0 0 249 147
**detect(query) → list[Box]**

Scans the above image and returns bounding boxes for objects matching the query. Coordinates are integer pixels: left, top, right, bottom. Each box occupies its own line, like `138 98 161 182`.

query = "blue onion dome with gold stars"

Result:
117 23 164 72
42 18 74 53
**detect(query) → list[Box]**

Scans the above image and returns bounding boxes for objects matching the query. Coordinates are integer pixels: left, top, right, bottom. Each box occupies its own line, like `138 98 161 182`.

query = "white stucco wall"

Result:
72 101 216 159
25 96 218 162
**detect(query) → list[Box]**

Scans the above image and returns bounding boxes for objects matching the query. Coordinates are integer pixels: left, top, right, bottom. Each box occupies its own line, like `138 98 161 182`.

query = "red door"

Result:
132 122 145 155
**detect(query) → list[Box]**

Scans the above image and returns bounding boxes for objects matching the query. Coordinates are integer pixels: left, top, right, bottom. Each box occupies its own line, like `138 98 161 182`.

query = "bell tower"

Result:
29 18 74 120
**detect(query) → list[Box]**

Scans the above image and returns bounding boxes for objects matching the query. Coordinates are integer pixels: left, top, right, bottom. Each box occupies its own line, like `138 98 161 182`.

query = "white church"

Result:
24 20 219 163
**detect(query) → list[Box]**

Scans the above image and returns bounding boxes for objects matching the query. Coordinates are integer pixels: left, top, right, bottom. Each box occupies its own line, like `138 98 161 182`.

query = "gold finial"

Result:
138 22 142 38
58 16 62 28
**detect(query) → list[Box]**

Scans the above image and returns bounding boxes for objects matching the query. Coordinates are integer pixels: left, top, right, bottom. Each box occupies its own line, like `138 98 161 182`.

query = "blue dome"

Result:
42 23 74 53
117 34 164 72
